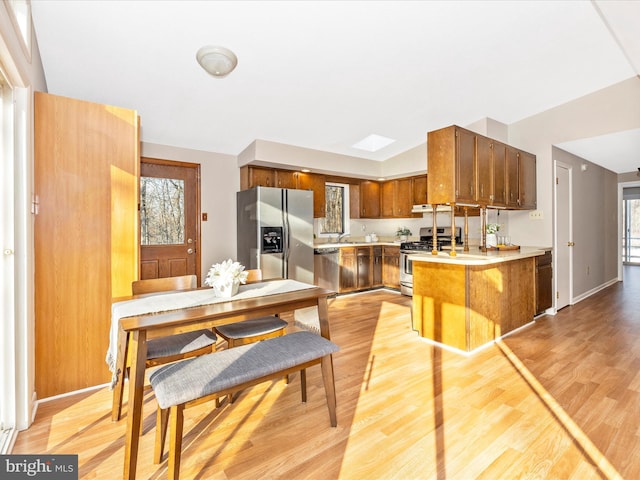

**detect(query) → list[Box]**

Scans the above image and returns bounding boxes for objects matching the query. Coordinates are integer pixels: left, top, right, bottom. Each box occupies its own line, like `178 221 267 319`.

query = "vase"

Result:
486 233 497 248
214 280 240 298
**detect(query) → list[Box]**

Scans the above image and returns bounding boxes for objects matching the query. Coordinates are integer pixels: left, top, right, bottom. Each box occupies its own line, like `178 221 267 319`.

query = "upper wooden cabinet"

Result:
427 125 536 210
412 174 428 205
518 150 537 209
475 135 493 205
360 180 381 218
275 169 297 189
241 165 275 188
241 166 432 219
492 141 507 207
428 125 475 205
382 178 413 218
297 171 326 218
505 146 520 208
240 166 326 217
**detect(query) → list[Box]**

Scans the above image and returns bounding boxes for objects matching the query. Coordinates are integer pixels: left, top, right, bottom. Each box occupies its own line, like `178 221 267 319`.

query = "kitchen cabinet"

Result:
360 180 381 218
427 125 537 210
275 169 297 189
412 256 535 352
357 247 372 290
241 165 275 188
34 92 139 398
412 174 428 205
492 141 507 207
535 250 552 315
505 146 519 208
339 247 357 293
518 150 537 209
427 125 476 205
382 178 413 218
382 245 400 289
297 171 326 218
336 244 398 292
475 135 493 205
240 166 326 217
372 246 383 287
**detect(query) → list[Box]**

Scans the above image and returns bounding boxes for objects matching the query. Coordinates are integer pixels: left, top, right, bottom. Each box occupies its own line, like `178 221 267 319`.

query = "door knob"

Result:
187 248 194 254
567 242 575 247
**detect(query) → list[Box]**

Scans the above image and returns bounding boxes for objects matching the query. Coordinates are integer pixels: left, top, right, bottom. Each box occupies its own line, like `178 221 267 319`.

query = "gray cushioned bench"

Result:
149 331 339 479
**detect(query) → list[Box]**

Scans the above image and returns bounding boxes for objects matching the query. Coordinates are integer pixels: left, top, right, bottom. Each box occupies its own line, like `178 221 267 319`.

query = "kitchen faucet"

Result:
338 233 350 243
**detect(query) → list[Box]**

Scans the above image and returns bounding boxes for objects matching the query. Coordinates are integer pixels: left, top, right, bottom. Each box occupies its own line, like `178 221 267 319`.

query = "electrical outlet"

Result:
529 210 543 220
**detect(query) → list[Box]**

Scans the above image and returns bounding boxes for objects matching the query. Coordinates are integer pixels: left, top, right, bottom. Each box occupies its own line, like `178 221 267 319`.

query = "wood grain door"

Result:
140 159 201 283
34 92 139 398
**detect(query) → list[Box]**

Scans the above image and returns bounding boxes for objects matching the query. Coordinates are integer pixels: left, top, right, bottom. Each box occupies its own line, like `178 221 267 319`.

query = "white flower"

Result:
486 223 500 234
204 259 249 289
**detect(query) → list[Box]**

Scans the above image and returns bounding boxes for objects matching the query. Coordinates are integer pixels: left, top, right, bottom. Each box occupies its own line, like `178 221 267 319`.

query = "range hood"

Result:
411 204 453 213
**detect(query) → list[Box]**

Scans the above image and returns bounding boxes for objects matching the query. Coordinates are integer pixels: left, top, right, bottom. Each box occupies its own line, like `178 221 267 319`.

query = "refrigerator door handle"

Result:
282 189 290 279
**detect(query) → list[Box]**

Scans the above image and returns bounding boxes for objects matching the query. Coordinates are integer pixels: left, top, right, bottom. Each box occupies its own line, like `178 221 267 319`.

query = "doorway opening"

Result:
622 187 640 265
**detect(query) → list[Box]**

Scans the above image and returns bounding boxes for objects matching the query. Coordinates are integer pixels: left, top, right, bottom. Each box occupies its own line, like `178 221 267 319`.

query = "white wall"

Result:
141 143 239 280
507 76 640 249
1 1 47 431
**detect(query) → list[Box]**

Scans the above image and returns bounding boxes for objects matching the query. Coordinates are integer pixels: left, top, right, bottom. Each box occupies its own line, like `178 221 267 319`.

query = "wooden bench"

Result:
149 331 339 479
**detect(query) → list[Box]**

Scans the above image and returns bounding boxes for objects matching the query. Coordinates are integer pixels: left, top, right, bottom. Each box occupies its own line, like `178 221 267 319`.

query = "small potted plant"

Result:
204 259 249 297
396 226 412 241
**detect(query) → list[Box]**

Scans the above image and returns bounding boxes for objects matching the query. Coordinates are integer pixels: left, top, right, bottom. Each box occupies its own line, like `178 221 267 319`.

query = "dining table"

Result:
107 278 336 480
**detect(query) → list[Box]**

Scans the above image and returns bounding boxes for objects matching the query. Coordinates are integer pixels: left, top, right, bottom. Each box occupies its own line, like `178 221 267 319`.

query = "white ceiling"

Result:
30 0 640 173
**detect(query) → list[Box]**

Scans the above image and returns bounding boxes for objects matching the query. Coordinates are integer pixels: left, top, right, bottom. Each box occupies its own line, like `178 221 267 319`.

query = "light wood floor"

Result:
13 267 640 479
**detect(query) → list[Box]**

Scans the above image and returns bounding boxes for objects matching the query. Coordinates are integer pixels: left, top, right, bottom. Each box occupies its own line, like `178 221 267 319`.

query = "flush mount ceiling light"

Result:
196 45 237 78
352 134 395 152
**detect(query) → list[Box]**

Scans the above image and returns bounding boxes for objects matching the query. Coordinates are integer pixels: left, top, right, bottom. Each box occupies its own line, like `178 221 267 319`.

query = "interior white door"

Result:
555 163 572 310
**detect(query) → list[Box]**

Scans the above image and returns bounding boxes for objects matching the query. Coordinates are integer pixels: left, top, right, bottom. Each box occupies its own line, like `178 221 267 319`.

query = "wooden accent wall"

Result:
34 92 139 398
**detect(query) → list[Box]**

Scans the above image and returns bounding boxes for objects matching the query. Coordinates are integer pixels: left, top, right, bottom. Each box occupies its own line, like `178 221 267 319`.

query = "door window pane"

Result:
140 176 185 245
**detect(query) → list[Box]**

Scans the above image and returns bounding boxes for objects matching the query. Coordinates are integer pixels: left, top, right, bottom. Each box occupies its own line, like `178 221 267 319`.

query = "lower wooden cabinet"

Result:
339 247 358 293
536 250 553 314
382 246 400 289
372 246 383 287
338 245 399 293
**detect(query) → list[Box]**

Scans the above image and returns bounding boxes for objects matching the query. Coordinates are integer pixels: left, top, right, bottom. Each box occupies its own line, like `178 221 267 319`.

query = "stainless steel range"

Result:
399 226 462 296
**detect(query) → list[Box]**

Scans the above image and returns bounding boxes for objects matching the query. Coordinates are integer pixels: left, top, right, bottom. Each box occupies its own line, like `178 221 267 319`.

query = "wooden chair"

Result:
214 269 288 348
111 274 218 421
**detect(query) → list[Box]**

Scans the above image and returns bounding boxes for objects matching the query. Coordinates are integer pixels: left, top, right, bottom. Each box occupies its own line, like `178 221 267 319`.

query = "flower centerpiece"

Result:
204 259 249 297
485 223 500 247
486 223 500 234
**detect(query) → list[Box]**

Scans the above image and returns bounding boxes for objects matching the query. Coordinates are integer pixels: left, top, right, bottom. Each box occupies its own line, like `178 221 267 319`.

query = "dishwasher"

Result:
314 248 340 292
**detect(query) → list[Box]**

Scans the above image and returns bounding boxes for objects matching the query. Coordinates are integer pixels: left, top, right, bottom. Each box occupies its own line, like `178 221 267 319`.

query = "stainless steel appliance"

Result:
314 248 340 291
400 226 462 296
237 187 314 283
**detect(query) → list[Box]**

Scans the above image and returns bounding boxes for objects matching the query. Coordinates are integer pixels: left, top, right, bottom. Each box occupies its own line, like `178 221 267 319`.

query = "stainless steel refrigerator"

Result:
237 186 314 284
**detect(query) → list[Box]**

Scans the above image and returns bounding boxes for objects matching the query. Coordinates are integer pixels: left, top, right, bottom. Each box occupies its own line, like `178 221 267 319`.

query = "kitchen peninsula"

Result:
411 247 547 352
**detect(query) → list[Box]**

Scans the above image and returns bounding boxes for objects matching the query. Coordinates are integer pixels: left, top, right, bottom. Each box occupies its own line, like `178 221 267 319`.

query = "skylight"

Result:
351 134 395 152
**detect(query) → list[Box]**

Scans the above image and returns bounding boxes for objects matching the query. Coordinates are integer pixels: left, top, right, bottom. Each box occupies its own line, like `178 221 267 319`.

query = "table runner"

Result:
105 279 315 379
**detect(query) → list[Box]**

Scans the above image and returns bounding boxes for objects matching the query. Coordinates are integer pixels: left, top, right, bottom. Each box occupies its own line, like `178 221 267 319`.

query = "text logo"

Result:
0 455 78 479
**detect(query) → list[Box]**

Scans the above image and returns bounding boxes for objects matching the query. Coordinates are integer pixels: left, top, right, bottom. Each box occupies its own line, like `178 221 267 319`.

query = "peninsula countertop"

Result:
408 246 551 265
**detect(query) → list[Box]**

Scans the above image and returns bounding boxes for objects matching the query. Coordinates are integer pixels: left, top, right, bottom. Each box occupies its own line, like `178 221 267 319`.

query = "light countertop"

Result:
408 246 549 265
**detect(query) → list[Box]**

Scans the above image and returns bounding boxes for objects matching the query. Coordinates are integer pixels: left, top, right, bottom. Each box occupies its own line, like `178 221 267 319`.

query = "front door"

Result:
140 158 201 283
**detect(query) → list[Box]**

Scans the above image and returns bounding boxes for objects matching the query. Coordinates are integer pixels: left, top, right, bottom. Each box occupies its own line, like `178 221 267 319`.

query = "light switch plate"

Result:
529 210 543 220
